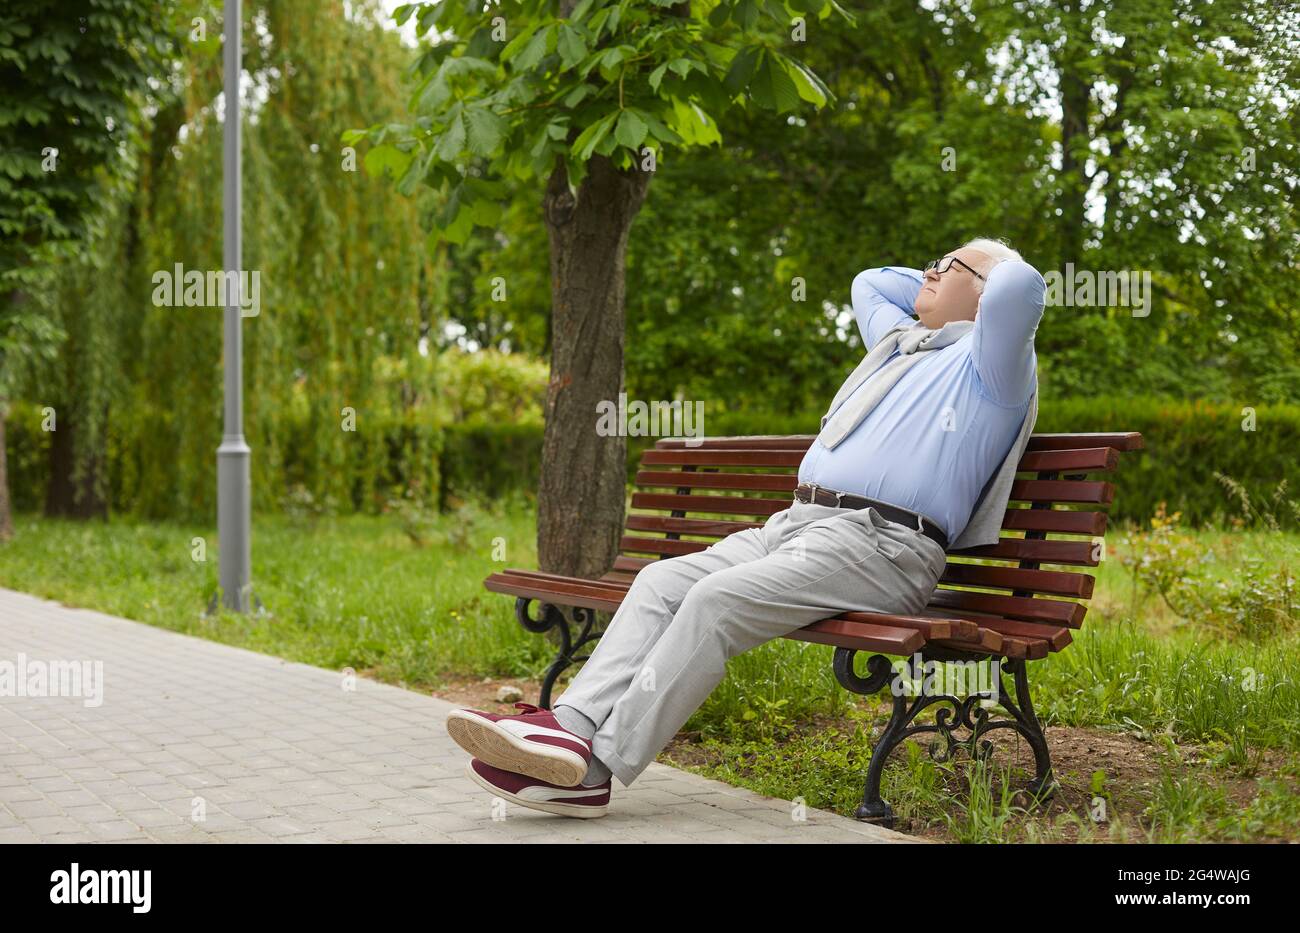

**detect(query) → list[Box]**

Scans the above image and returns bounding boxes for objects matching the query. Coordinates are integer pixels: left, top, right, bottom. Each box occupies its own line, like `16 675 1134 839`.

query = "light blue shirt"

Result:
798 260 1045 542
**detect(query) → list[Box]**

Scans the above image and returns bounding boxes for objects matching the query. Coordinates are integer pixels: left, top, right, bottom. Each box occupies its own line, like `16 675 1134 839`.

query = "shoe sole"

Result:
445 709 588 787
464 761 608 819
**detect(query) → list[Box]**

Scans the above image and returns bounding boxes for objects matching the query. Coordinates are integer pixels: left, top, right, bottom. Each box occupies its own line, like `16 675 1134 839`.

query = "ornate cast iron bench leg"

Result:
833 648 1056 829
515 598 602 708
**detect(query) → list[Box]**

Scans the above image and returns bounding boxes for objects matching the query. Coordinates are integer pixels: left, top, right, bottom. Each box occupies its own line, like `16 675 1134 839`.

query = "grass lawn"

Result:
1 498 1296 842
0 496 552 688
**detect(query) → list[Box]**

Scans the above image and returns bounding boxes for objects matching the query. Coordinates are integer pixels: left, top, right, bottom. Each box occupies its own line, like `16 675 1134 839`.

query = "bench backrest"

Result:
613 433 1144 636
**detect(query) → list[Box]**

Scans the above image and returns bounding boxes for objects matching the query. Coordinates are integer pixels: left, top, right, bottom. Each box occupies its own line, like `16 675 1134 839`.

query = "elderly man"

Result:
446 238 1047 818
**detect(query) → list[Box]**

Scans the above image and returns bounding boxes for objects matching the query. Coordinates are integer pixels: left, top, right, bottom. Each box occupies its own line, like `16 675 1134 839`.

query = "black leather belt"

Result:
793 482 949 551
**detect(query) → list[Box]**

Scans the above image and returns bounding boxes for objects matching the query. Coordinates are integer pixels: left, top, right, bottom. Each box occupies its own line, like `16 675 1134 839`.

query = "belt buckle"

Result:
804 483 843 507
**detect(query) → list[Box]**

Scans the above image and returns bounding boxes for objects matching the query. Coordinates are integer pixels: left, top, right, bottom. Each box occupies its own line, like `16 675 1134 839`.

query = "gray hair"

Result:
961 237 1022 292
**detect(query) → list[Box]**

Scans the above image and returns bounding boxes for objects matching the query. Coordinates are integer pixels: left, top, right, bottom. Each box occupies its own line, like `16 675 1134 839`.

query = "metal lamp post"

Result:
216 0 251 612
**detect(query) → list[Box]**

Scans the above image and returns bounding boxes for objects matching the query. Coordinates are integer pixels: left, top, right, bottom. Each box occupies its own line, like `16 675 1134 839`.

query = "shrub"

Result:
7 394 1298 529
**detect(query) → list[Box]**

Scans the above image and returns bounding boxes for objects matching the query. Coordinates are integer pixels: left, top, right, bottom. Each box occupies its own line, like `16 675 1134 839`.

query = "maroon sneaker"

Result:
445 702 592 787
465 758 610 819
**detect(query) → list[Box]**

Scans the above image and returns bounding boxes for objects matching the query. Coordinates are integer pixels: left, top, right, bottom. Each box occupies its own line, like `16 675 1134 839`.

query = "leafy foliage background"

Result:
6 0 1298 522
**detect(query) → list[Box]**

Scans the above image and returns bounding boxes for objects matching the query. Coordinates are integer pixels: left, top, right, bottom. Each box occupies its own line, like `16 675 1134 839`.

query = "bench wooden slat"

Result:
485 573 626 613
625 514 763 537
947 536 1101 566
492 568 623 589
636 468 1115 506
928 587 1087 627
1025 432 1144 452
630 492 791 517
643 445 1119 473
1017 446 1119 472
834 611 998 651
640 449 806 468
919 605 1075 651
940 563 1095 598
655 435 816 451
1010 478 1114 505
967 617 1073 651
653 431 1144 453
636 470 796 493
785 620 925 655
600 570 640 584
613 555 656 573
997 508 1108 536
929 634 1051 660
621 535 711 557
486 569 631 602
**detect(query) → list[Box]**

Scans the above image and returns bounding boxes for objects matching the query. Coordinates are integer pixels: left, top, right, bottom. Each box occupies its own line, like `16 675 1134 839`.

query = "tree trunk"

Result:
0 404 13 541
537 153 651 577
44 407 108 519
1056 4 1090 262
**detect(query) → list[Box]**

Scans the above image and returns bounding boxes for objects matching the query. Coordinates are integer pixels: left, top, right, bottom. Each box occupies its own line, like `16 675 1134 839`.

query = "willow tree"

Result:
358 0 843 576
30 0 432 523
0 0 174 535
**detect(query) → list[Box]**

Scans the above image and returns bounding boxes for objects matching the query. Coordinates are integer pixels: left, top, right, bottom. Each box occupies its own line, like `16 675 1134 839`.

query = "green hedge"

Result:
5 403 444 521
1031 396 1299 528
7 397 1298 528
439 420 543 509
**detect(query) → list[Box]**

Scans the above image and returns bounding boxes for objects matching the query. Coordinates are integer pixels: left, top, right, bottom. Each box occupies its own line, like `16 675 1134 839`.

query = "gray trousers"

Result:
555 500 949 787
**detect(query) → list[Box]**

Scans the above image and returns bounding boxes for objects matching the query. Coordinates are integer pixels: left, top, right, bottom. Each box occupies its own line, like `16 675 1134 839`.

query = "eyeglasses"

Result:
924 255 985 281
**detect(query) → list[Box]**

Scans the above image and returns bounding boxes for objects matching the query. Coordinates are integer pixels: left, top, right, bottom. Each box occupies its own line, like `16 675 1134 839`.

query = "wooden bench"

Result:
485 431 1145 825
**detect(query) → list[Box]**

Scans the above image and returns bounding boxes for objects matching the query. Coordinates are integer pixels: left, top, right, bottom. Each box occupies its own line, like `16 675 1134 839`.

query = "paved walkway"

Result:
0 588 914 844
